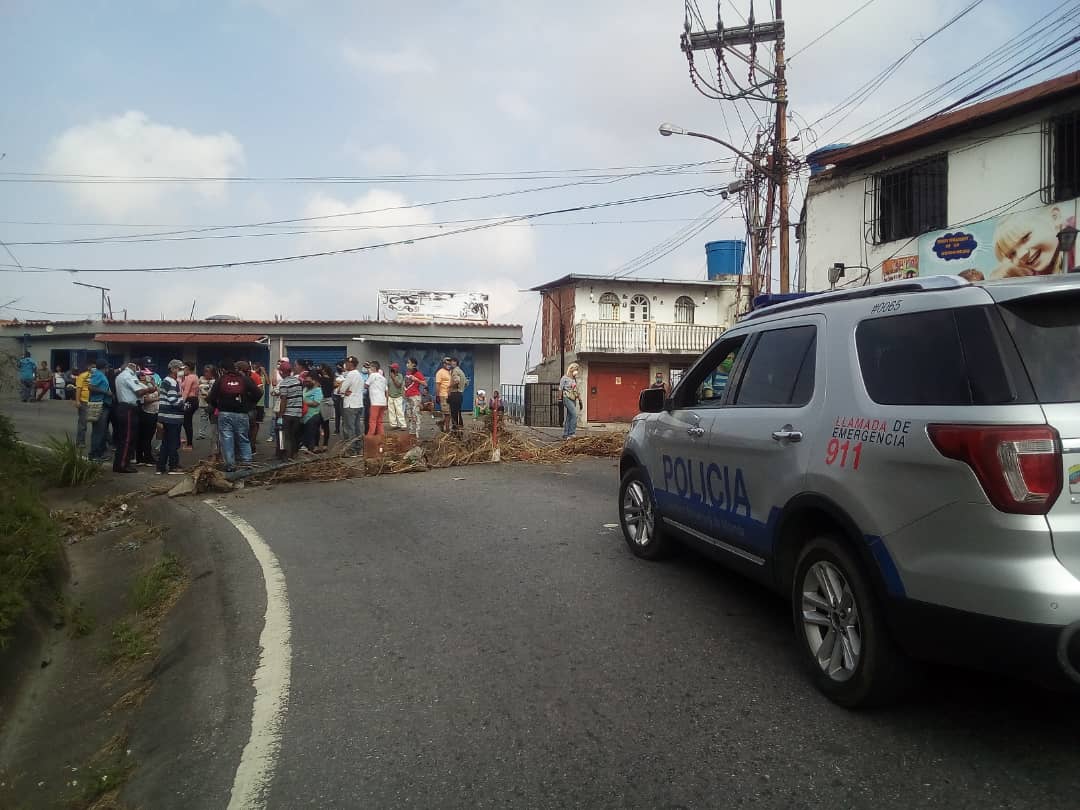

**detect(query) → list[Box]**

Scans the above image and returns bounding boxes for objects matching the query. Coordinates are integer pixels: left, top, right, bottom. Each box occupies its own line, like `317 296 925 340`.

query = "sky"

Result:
0 0 1072 378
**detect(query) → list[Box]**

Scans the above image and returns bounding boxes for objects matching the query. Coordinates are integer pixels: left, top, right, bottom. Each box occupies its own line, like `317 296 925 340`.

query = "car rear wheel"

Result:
792 536 912 708
619 468 674 560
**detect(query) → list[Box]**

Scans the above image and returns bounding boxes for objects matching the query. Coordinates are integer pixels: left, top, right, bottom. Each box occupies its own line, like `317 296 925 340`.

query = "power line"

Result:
0 159 734 185
807 0 989 135
0 163 727 246
839 1 1080 143
788 0 880 62
611 201 737 278
3 215 747 247
0 185 725 274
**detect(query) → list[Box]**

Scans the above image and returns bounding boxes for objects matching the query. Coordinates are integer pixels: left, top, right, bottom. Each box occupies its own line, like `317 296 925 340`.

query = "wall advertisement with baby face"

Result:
916 197 1078 283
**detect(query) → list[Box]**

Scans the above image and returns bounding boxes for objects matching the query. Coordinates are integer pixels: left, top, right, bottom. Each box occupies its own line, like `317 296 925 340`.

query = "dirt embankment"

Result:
0 416 187 810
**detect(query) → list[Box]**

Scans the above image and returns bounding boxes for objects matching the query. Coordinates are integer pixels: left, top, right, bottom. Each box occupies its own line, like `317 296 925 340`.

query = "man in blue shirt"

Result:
112 362 154 473
88 360 114 462
17 352 35 402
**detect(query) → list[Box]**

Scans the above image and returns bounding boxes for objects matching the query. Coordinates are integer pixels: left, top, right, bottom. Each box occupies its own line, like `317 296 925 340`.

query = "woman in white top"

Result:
365 361 388 436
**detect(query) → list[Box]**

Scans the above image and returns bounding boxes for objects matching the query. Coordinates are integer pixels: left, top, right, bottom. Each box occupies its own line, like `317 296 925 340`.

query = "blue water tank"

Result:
806 144 851 176
705 240 746 278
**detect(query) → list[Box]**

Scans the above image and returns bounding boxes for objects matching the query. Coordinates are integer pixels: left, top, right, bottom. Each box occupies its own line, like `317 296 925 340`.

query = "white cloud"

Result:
496 91 538 123
345 143 410 172
44 111 244 218
342 44 435 75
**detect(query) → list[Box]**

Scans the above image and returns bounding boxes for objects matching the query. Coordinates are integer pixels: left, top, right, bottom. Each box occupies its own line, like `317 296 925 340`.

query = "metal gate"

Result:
523 382 562 427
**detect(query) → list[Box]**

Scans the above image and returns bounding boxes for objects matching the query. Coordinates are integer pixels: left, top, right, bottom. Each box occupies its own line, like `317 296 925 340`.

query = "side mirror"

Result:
638 387 666 413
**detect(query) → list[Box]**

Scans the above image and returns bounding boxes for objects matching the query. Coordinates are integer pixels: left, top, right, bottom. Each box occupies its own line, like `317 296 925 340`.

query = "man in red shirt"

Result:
403 357 427 439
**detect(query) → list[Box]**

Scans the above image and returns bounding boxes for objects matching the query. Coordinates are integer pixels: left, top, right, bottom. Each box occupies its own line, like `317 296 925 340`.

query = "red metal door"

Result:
587 364 651 422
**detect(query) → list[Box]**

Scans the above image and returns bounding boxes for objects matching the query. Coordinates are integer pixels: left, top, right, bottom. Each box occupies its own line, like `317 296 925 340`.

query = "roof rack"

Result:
740 275 969 321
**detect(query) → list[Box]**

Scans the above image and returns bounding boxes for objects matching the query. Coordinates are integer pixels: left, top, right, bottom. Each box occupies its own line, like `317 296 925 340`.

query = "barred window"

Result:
874 153 948 244
598 292 620 321
674 296 696 324
1043 109 1080 204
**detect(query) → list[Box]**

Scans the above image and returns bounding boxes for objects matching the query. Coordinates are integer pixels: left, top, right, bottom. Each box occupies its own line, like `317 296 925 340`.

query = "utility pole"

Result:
774 0 790 293
680 2 790 296
72 281 111 320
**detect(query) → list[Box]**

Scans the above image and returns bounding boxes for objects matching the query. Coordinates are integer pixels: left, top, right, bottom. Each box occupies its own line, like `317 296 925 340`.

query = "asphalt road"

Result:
6 399 1080 808
202 457 1078 810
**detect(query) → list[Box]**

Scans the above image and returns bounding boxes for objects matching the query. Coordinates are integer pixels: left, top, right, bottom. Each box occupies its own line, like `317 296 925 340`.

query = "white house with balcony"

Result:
529 273 745 424
799 72 1080 292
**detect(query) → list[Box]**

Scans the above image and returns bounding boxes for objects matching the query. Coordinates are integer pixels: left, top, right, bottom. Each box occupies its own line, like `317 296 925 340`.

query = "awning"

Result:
94 333 267 344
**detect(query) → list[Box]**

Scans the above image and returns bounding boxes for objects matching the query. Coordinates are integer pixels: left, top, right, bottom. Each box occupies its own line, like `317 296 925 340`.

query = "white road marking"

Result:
206 499 292 810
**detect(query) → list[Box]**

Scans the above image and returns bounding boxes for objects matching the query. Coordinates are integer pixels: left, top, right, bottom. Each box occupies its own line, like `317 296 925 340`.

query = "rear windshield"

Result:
856 306 1031 406
999 291 1080 404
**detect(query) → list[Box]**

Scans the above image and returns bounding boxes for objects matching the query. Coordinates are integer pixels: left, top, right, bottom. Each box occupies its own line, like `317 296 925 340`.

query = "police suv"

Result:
619 274 1080 707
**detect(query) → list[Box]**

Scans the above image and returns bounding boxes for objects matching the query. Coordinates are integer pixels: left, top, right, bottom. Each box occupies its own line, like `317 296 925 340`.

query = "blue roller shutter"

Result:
285 345 349 371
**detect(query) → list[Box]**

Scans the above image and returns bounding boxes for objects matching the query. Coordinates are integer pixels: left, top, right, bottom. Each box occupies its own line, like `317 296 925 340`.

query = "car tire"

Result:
618 467 675 560
792 535 912 708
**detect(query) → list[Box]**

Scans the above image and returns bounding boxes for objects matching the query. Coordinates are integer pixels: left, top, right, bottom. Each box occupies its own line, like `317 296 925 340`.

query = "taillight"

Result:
927 424 1062 515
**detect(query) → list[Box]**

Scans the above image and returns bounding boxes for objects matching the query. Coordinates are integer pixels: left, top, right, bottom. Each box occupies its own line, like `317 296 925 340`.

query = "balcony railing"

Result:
572 321 726 354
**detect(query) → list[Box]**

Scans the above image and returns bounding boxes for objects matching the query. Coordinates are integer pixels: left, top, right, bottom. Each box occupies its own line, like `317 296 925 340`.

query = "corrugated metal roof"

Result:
821 71 1080 170
94 333 267 344
530 273 732 291
100 319 522 328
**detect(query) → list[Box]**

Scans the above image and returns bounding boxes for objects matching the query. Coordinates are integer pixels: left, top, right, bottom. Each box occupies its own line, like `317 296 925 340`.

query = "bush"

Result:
42 435 101 487
0 412 64 648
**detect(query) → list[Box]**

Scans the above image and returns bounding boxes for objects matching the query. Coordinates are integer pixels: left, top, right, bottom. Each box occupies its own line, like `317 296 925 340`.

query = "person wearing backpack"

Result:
448 357 469 432
208 360 260 473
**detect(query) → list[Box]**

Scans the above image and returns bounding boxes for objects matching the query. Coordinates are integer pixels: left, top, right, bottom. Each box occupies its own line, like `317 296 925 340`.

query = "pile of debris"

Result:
164 426 627 496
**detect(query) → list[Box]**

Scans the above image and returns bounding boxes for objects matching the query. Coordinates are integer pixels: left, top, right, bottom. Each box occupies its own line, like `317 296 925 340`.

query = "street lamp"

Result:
658 122 776 178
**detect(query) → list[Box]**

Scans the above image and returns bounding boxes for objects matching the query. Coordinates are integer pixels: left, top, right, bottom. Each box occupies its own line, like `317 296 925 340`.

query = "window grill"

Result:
598 292 620 321
872 153 948 244
1043 109 1080 204
674 295 696 324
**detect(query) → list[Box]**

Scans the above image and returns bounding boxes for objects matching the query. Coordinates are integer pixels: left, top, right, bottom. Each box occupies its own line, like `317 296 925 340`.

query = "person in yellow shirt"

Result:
435 356 453 433
73 360 93 449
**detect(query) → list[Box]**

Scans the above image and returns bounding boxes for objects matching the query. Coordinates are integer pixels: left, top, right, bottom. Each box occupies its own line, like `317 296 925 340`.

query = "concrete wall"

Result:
569 279 740 327
803 102 1073 291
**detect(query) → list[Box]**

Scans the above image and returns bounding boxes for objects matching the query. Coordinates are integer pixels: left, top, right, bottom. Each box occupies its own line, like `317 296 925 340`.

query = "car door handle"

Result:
686 426 706 438
772 425 803 443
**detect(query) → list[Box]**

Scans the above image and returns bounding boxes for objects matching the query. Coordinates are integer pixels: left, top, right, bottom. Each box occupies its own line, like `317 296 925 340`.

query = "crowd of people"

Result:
47 352 507 475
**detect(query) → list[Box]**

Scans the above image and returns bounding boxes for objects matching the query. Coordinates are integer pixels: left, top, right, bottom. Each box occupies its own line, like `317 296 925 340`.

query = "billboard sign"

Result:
916 199 1078 282
378 290 490 322
882 255 919 282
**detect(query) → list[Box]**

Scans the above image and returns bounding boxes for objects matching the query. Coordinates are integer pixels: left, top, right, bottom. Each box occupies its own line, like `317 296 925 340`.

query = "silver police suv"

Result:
619 274 1080 707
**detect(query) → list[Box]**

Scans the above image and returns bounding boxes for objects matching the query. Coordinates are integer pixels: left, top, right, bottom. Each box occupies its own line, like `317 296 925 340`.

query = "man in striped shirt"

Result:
275 360 305 460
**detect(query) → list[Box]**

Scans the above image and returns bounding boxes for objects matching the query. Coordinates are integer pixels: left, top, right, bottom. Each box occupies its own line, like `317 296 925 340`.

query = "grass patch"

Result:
42 435 101 488
65 733 135 809
67 599 97 639
0 411 64 649
129 554 184 616
103 619 152 665
102 554 187 666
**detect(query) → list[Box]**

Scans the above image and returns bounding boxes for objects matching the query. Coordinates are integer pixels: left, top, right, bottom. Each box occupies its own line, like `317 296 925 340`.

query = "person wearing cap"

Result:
435 357 453 433
156 360 186 475
338 356 364 454
473 389 489 418
403 357 426 439
385 362 407 430
135 368 160 467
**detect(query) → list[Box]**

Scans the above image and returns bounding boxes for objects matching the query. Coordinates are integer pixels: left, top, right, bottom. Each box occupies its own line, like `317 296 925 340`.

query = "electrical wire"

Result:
787 0 880 62
0 185 725 274
0 162 728 247
807 0 989 135
0 159 733 185
838 1 1080 143
611 200 737 278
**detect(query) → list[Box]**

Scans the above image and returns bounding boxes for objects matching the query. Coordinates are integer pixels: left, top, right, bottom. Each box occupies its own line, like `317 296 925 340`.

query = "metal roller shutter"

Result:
285 345 349 371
